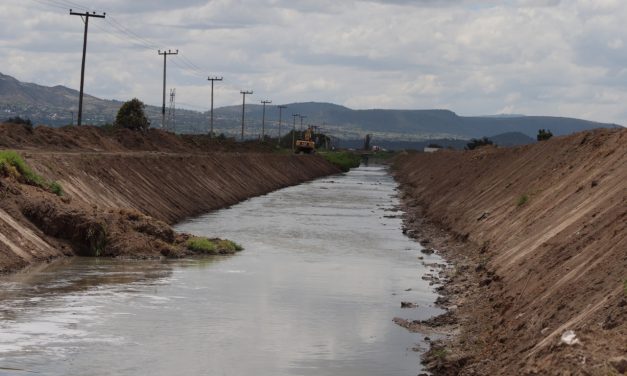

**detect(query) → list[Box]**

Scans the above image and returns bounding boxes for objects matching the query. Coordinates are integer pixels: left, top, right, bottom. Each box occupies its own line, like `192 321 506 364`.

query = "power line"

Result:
31 0 67 10
70 9 106 126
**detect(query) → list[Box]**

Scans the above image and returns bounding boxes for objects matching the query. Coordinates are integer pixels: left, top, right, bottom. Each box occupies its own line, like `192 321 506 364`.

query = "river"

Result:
0 165 443 375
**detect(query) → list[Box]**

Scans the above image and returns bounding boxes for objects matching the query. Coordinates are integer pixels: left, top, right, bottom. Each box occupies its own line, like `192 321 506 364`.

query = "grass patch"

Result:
49 181 64 196
216 239 244 252
0 150 64 196
186 237 244 255
186 236 217 254
319 151 361 172
431 347 448 359
517 194 529 207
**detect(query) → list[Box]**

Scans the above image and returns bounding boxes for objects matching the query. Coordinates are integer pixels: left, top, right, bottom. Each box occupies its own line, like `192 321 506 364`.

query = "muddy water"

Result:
0 166 443 375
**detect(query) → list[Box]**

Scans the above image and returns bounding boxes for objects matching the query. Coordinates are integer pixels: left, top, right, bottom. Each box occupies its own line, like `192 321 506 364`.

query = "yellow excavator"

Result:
295 127 316 154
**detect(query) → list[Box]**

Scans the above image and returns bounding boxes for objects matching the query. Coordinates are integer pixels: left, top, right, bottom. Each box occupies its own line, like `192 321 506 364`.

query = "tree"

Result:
466 137 494 150
537 129 553 141
115 98 150 131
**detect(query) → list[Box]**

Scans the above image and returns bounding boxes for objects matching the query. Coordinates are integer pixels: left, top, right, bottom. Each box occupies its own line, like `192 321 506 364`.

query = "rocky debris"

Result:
609 357 627 374
476 211 490 221
401 301 418 308
559 330 580 346
421 248 435 255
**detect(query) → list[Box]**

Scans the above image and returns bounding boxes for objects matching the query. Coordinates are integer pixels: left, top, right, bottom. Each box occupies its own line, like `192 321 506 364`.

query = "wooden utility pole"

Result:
70 9 105 126
277 105 287 146
207 76 223 137
158 49 178 128
292 113 299 152
260 100 272 141
240 90 253 141
299 115 307 132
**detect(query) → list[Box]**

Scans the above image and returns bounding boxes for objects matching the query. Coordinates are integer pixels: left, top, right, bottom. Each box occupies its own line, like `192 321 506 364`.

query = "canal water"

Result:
0 166 443 376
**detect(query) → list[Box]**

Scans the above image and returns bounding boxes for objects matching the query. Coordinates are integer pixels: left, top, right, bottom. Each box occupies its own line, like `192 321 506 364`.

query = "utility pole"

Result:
292 113 299 152
277 105 287 146
299 115 307 131
260 100 272 141
70 9 105 126
240 90 253 141
207 76 223 137
158 49 178 128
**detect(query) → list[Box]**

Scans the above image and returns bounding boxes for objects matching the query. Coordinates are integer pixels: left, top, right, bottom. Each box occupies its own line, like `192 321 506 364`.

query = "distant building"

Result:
424 147 441 153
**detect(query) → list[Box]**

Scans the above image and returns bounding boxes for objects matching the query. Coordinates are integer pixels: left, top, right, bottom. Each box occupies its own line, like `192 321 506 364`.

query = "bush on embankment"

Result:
319 151 361 172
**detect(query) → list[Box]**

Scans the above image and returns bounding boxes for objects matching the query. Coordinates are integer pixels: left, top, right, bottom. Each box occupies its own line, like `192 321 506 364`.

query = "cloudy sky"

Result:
1 0 626 124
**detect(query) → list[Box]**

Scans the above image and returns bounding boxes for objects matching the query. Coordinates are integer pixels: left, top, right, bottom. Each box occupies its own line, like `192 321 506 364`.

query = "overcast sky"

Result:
1 0 626 124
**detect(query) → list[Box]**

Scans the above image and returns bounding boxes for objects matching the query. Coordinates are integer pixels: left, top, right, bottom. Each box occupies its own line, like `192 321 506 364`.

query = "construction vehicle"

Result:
295 126 316 154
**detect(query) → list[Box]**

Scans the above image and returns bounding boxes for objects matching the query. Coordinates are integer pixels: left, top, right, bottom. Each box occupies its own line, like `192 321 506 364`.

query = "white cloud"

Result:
0 0 626 125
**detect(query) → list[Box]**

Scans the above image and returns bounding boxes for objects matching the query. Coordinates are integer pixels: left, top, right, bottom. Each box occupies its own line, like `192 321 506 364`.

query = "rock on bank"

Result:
393 128 626 375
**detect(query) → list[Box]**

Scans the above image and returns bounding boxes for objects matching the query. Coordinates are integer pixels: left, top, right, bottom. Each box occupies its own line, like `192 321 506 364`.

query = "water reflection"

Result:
0 165 442 376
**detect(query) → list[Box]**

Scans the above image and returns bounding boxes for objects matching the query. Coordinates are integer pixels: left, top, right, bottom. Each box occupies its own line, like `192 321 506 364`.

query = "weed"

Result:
0 150 65 195
319 151 361 172
49 181 63 196
186 237 217 254
432 347 448 359
217 239 244 252
0 150 45 186
517 194 529 207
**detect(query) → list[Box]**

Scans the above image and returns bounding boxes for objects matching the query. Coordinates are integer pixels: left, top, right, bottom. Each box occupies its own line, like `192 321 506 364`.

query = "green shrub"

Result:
517 194 529 206
0 150 45 186
537 129 553 141
186 237 217 254
0 151 64 195
115 98 150 131
49 181 64 196
5 116 33 128
186 237 243 254
320 151 361 172
217 239 244 252
466 137 494 150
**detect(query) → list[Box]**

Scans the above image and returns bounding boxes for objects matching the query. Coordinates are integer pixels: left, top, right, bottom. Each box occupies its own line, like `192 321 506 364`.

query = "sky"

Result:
1 0 626 125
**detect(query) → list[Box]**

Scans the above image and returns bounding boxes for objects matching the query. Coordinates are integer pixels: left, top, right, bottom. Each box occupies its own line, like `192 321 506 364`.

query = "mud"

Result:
393 128 626 375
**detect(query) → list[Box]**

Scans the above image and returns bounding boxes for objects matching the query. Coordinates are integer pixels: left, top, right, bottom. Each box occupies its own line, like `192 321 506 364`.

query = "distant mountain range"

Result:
0 72 621 146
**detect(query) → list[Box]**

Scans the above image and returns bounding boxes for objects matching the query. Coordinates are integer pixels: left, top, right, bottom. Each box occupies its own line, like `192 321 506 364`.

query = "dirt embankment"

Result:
393 128 626 375
0 124 340 273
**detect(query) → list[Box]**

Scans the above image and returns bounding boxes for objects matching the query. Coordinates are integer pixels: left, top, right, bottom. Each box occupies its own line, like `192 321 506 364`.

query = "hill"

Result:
0 73 620 143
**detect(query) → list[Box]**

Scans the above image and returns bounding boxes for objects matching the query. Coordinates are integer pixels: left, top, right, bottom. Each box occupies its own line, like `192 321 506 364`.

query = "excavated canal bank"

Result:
393 128 626 375
0 124 340 273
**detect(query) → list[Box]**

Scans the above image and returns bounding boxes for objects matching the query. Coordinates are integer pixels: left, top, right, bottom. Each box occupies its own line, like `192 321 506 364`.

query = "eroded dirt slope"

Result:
0 124 340 273
393 128 626 375
25 152 338 223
